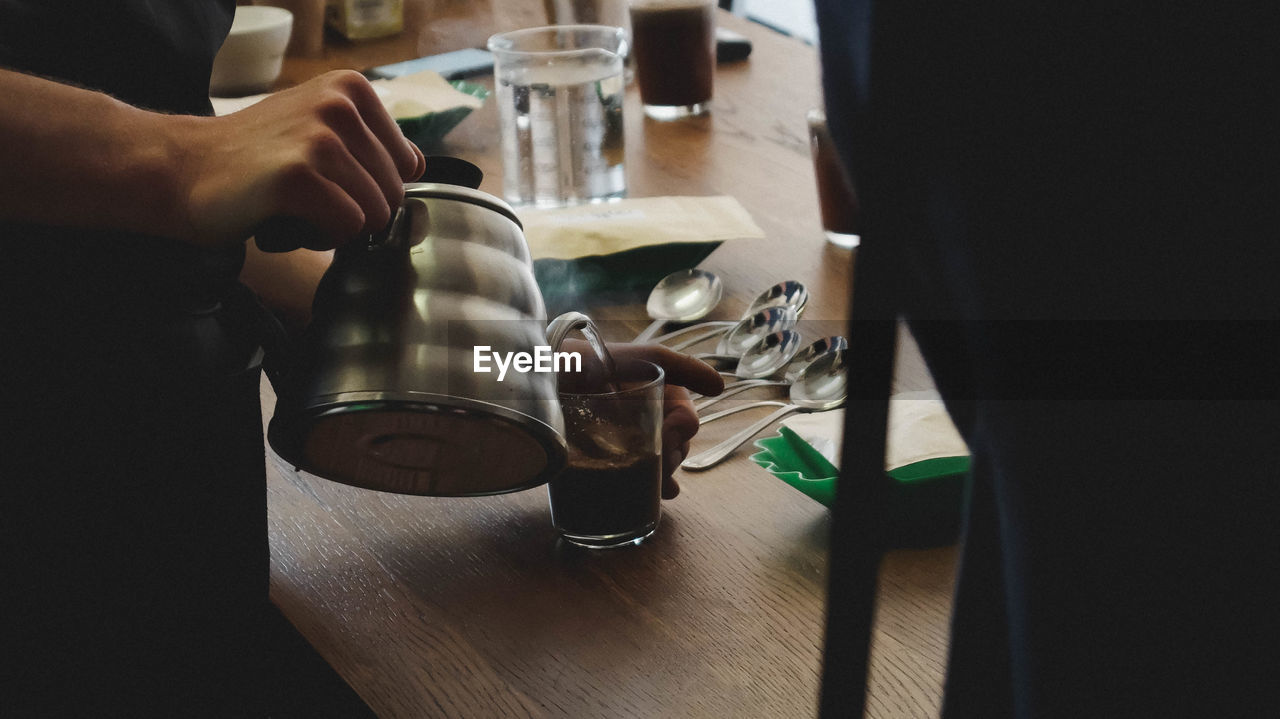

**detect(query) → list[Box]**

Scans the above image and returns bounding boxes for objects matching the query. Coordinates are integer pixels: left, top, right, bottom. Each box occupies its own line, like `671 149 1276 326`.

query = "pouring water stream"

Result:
547 311 619 392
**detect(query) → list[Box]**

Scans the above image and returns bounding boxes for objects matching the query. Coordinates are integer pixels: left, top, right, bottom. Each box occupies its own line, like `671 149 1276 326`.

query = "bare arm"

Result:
0 68 187 239
0 68 425 249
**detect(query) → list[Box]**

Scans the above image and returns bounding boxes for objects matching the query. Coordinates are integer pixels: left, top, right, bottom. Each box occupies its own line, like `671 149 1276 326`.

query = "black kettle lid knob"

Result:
421 156 484 189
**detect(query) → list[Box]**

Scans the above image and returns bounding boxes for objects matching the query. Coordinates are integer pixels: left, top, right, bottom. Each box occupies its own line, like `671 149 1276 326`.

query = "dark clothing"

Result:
0 0 247 313
0 0 232 114
1 2 372 715
816 2 1278 717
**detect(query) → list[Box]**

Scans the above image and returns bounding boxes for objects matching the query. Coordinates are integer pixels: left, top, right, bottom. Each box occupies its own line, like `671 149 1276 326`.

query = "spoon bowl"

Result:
716 306 799 355
784 335 847 382
633 269 723 342
788 349 848 409
734 330 804 379
744 280 809 318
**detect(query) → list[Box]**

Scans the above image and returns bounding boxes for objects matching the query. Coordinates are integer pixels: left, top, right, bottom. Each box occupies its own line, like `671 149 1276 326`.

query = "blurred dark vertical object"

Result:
818 258 898 718
812 1 887 716
814 0 1280 715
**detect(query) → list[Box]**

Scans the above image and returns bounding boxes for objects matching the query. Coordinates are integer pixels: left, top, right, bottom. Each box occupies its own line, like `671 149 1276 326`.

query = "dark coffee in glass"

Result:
551 359 664 548
807 109 861 248
629 0 715 118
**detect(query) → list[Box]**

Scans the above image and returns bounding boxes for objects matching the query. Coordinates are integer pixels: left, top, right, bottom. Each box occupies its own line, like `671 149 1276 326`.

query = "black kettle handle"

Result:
253 156 484 253
254 216 318 254
421 155 484 189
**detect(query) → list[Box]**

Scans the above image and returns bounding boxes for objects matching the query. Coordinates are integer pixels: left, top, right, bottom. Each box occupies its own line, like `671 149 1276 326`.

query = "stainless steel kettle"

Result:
261 158 567 496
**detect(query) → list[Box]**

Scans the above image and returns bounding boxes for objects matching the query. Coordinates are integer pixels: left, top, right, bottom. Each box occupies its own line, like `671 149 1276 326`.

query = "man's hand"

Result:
172 70 426 248
0 68 421 249
603 343 724 499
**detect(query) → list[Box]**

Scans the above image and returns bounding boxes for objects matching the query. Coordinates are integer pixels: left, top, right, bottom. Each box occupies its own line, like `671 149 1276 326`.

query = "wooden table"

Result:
263 2 957 716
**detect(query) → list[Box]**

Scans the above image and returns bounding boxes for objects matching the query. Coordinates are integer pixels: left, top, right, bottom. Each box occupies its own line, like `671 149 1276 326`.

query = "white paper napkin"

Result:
210 69 482 118
781 390 969 470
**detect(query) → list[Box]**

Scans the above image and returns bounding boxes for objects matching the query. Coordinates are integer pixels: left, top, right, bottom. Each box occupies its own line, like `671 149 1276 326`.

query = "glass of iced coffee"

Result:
807 109 861 249
628 0 715 119
550 359 664 548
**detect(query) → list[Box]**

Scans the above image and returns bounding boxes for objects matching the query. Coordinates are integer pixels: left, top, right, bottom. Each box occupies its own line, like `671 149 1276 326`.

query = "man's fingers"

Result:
282 72 423 240
661 437 691 497
314 92 406 224
661 386 697 494
662 472 681 500
301 128 394 237
409 142 426 181
609 343 725 396
662 386 700 444
334 70 424 182
275 169 366 247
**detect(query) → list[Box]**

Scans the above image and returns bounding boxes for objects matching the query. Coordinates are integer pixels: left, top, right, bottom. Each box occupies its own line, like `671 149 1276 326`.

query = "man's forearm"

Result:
0 68 186 240
3 68 426 251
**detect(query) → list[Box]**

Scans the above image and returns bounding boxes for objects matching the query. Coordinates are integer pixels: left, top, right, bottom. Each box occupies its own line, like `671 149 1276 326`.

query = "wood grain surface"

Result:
262 3 958 716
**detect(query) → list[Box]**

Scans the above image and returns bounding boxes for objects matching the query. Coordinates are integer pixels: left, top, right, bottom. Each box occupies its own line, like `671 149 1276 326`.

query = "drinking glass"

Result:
807 109 861 249
543 0 634 82
544 0 630 29
628 0 715 119
550 359 664 548
488 25 628 208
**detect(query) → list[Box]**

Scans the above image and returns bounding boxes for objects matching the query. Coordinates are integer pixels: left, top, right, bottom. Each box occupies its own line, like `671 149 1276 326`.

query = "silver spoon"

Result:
697 330 802 378
783 335 845 380
743 279 809 318
697 400 789 425
632 269 724 343
721 335 847 385
682 349 847 471
732 329 804 379
654 280 809 346
648 320 738 345
671 306 798 354
696 336 846 411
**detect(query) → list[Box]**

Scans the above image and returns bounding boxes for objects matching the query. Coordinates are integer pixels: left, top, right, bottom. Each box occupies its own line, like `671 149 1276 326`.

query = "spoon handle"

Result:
695 381 788 412
682 405 801 471
698 400 789 425
651 321 737 346
632 318 666 343
669 325 735 352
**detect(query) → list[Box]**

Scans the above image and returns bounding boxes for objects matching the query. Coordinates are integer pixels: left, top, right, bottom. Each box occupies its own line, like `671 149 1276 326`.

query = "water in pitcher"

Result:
496 57 627 208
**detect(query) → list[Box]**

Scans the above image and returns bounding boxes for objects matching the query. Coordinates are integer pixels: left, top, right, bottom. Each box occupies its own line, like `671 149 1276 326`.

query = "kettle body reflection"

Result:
263 158 567 495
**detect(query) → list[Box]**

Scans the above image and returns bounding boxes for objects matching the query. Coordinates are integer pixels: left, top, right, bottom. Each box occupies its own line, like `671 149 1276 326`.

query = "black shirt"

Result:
0 0 233 114
1 3 371 715
1 0 245 317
